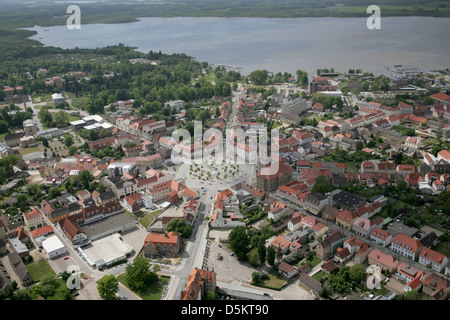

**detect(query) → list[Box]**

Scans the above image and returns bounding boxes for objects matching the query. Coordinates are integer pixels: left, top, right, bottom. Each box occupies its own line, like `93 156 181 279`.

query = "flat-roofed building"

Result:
41 235 67 259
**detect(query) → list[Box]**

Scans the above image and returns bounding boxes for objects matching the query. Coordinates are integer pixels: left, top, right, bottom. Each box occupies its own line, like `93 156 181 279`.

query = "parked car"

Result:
64 256 69 260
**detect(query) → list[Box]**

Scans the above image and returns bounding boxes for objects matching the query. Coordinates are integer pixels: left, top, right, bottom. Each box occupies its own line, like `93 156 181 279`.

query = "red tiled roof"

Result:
419 247 446 264
392 234 423 253
30 225 54 238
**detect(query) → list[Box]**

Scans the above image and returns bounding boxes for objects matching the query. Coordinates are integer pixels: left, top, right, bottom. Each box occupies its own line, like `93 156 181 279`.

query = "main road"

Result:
163 87 245 299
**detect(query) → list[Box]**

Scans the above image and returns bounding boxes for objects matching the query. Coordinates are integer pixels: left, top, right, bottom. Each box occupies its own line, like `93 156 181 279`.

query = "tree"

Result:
97 274 119 300
267 245 276 266
166 218 193 238
248 249 260 267
125 257 157 291
356 141 364 151
251 272 261 284
404 289 425 300
228 226 250 260
64 135 74 147
258 241 266 265
0 120 8 133
276 246 283 261
249 70 268 85
79 170 93 190
349 264 366 284
422 96 434 105
54 110 69 128
68 146 78 156
296 69 309 85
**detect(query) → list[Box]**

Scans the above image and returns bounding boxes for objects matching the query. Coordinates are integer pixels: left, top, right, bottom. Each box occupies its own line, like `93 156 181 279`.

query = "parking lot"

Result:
206 239 254 284
74 275 102 300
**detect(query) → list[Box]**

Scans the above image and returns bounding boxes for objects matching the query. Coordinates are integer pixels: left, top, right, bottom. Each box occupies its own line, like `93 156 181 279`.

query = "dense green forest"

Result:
0 44 237 119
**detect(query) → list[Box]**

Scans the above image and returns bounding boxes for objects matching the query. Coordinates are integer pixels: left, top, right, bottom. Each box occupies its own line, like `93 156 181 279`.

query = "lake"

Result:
25 16 450 76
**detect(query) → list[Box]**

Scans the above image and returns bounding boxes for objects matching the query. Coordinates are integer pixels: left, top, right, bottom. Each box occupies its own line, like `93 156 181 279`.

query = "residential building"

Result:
335 209 359 230
368 249 399 273
123 193 142 213
418 247 448 273
23 207 45 230
7 251 32 286
3 132 25 147
256 162 293 192
181 268 216 300
298 273 323 296
352 216 383 238
315 230 347 260
88 137 115 151
422 273 450 300
390 234 423 260
396 262 424 291
143 231 182 258
304 193 328 215
312 222 328 239
183 198 199 226
370 228 393 247
278 261 298 279
287 211 305 232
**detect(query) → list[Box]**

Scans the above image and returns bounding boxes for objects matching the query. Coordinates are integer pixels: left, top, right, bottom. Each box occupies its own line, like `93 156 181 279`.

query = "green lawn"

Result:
312 270 328 281
117 273 169 300
138 214 155 228
432 241 450 257
138 209 164 227
260 273 285 290
46 278 73 300
18 146 42 155
68 115 81 122
26 259 56 282
306 254 322 269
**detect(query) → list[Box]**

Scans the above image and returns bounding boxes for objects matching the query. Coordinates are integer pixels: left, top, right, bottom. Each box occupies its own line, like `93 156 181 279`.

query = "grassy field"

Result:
138 209 163 228
18 146 42 155
312 270 328 281
432 241 450 257
261 273 285 290
138 214 154 228
26 259 56 283
117 273 169 300
306 254 322 269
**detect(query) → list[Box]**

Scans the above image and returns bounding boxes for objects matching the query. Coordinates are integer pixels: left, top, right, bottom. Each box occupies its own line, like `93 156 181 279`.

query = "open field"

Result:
26 259 57 282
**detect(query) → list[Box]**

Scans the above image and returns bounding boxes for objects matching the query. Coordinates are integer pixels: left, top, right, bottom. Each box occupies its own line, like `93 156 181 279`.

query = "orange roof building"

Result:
181 268 216 300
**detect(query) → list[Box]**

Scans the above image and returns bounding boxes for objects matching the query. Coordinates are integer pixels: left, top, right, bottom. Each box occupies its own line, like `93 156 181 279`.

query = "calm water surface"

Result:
25 16 450 75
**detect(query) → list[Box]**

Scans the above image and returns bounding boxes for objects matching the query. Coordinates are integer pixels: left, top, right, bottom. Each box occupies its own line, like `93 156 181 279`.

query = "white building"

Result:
107 162 135 177
418 247 448 273
52 93 65 106
41 235 67 259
